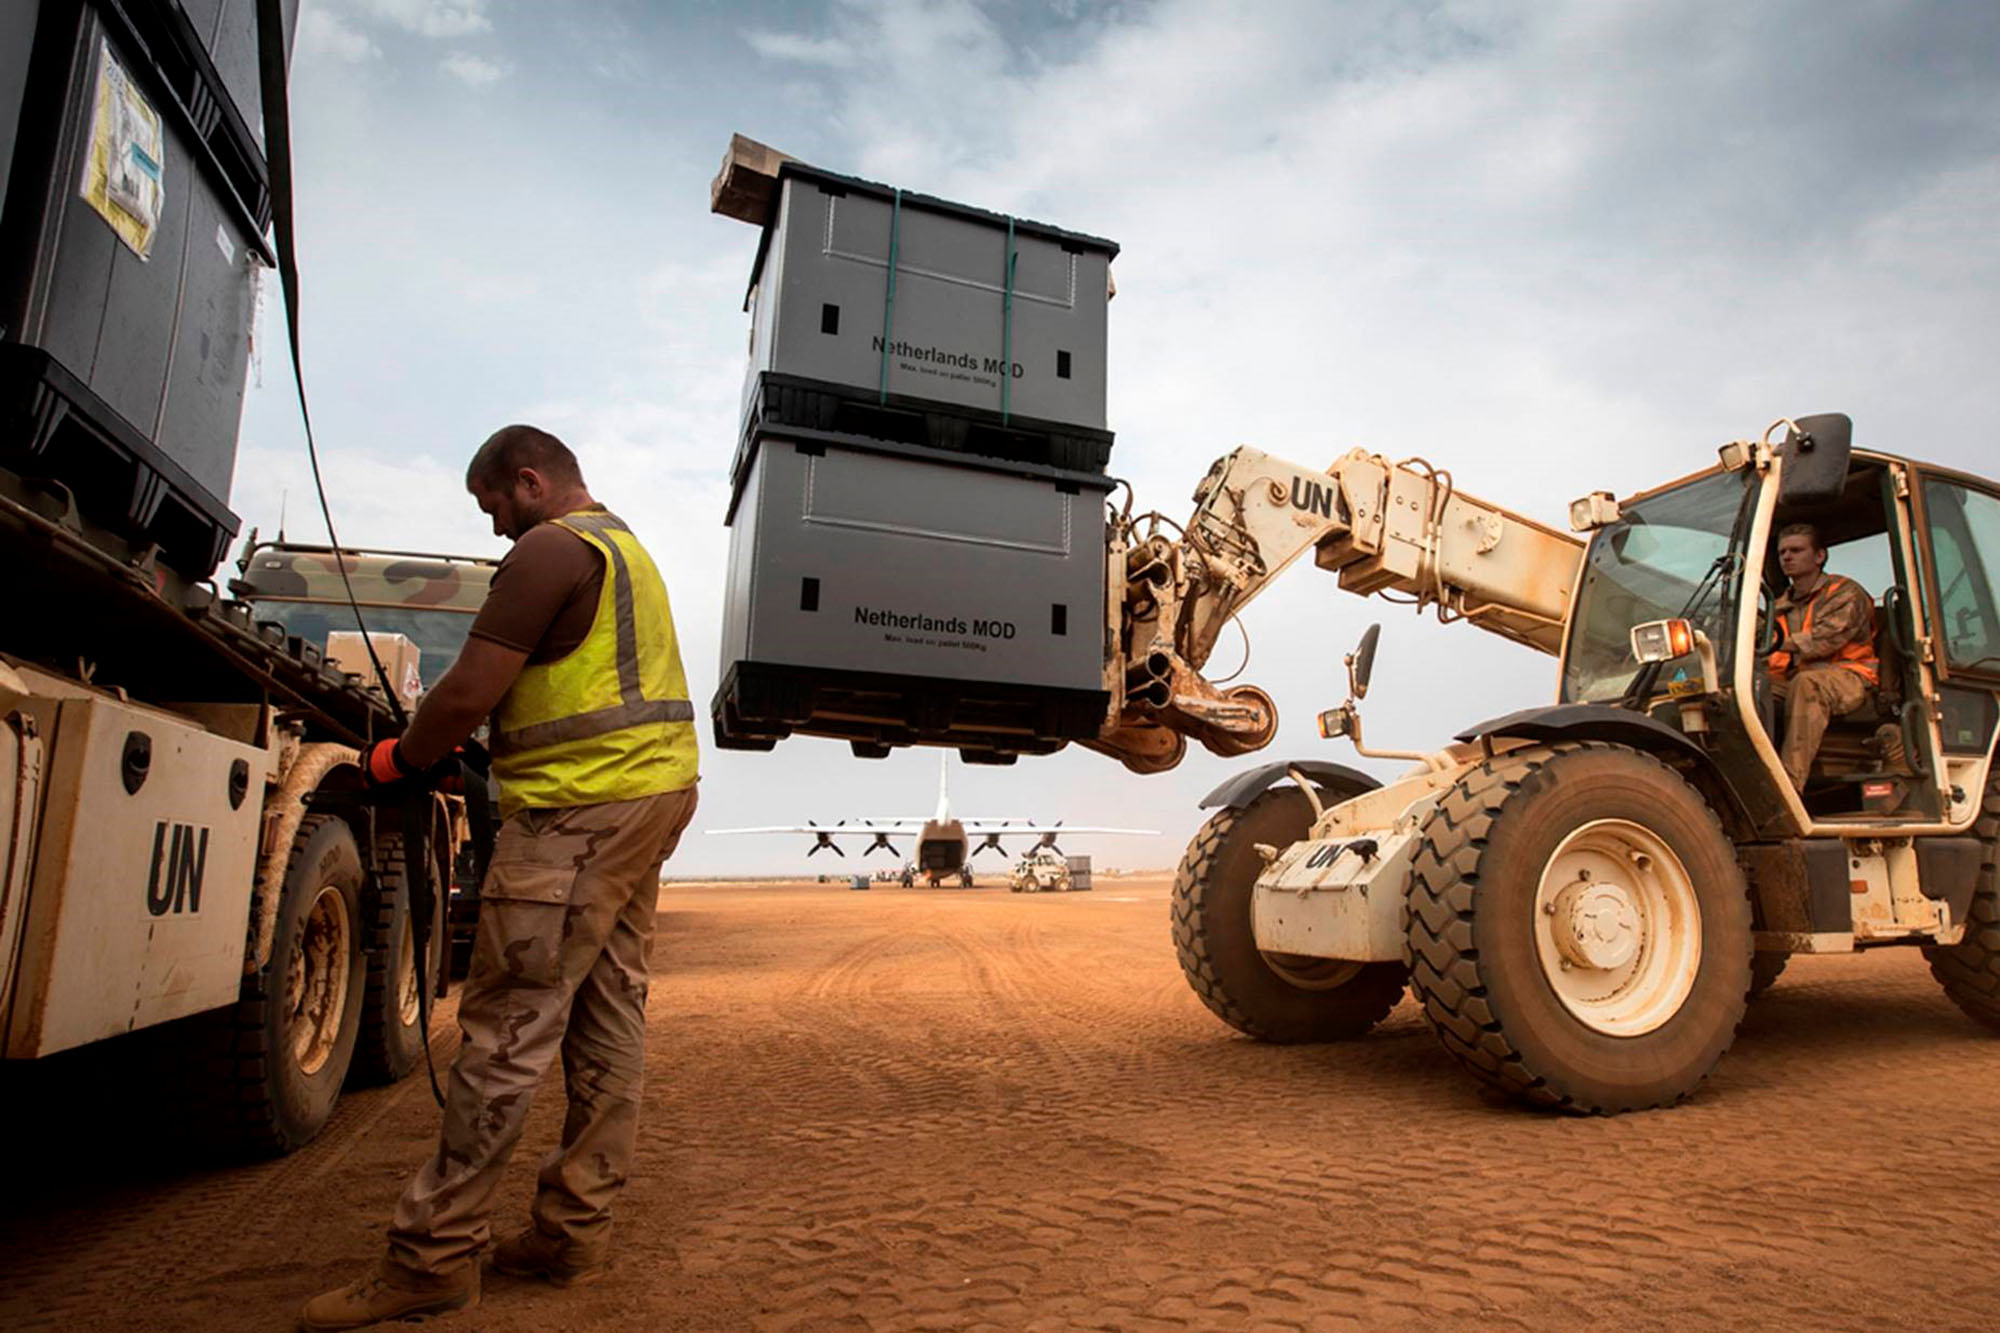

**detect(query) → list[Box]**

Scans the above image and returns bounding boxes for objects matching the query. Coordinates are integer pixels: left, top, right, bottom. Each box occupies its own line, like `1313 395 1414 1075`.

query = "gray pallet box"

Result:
721 434 1109 695
2 0 288 511
175 0 300 155
743 164 1116 434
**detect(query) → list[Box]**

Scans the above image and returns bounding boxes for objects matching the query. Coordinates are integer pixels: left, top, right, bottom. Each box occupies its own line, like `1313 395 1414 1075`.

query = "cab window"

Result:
1922 478 2000 679
1823 530 1895 600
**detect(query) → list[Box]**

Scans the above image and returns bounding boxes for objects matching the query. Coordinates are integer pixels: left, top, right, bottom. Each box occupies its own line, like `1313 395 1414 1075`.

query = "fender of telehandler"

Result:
1455 703 1759 831
1199 759 1380 812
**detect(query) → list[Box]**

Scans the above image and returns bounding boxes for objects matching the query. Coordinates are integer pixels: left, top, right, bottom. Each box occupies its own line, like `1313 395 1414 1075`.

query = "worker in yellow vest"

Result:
1768 521 1878 793
303 425 699 1329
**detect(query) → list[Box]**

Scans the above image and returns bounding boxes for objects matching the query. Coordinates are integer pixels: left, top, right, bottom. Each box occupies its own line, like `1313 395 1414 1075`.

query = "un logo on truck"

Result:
145 821 211 916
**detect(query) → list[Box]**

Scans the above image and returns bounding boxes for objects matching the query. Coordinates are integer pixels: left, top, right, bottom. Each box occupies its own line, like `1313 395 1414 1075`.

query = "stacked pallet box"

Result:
0 0 296 579
711 139 1118 761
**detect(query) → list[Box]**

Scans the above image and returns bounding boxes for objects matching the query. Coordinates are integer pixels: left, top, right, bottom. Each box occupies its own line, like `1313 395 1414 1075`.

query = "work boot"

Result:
297 1263 478 1330
490 1223 610 1287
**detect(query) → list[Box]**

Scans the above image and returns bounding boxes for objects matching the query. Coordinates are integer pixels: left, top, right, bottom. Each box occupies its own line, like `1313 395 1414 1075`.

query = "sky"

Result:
235 0 2000 875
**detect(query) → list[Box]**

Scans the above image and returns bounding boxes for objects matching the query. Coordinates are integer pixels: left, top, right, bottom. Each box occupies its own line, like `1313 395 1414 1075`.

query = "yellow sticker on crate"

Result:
79 39 165 259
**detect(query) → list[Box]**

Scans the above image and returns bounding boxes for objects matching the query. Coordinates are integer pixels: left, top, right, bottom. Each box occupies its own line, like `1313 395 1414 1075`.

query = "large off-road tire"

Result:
1172 783 1408 1043
199 814 368 1155
1405 744 1752 1113
1923 775 2000 1028
349 832 440 1087
1748 952 1790 999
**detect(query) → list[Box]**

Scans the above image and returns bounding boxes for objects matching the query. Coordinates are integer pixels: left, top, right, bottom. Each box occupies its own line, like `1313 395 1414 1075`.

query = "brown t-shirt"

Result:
467 510 606 664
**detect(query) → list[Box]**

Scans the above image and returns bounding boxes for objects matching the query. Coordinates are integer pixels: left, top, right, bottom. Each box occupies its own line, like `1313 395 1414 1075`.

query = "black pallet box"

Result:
0 343 239 575
713 660 1108 761
1 0 293 576
733 370 1114 500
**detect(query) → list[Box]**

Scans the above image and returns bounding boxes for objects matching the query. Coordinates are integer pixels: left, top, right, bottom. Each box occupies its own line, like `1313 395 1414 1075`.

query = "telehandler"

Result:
1090 414 2000 1111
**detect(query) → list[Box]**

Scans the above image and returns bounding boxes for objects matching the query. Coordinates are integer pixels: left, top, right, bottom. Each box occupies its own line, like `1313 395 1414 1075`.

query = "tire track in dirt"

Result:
0 1002 466 1331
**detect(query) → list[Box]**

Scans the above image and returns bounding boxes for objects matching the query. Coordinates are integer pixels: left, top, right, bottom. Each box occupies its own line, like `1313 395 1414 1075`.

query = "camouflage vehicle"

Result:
235 539 500 971
233 538 499 691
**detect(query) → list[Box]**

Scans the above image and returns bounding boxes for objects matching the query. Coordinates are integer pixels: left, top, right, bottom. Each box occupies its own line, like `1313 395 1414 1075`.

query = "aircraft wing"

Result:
959 822 1157 835
706 821 911 836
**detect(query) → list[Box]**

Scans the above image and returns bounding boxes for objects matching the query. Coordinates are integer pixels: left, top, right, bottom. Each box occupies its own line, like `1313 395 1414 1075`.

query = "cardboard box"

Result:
710 132 792 225
327 632 422 708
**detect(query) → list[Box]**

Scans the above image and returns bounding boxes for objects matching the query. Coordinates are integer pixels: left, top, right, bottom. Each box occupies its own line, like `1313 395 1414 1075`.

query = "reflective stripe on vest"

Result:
490 509 699 813
1767 575 1879 685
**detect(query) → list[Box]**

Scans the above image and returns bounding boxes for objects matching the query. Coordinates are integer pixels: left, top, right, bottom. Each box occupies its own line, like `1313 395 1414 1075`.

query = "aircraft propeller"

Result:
805 820 845 858
864 831 901 857
1036 823 1065 856
972 833 1008 858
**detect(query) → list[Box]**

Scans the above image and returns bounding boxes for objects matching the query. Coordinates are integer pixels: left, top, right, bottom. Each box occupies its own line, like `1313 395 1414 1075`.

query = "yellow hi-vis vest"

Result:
490 509 698 815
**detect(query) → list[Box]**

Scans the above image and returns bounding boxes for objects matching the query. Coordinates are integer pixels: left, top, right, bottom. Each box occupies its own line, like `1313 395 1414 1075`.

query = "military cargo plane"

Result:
708 753 1153 886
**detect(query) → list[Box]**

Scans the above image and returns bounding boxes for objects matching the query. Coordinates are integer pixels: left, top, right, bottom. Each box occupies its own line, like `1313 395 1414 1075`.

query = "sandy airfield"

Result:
7 871 2000 1332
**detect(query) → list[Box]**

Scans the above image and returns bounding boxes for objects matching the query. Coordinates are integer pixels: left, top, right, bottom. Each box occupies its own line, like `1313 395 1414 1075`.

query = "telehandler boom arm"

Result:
1091 446 1585 773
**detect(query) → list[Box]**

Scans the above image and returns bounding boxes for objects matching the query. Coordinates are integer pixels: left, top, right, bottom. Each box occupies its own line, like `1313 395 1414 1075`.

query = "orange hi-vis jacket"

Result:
1768 573 1878 685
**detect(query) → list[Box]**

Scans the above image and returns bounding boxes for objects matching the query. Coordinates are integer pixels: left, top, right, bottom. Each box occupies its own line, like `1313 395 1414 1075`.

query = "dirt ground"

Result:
7 872 2000 1332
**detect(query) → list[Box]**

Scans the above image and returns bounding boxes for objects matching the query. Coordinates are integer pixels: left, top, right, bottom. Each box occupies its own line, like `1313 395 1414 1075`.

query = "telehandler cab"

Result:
1102 414 2000 1111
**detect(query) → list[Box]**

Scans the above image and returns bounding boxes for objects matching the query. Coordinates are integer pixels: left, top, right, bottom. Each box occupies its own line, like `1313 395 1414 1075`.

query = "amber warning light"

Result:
1629 618 1695 663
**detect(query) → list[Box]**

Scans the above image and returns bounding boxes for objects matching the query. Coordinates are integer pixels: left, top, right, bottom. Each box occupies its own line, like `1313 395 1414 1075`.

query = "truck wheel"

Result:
1406 744 1751 1113
350 833 437 1086
1923 776 2000 1029
205 814 368 1155
1748 953 1789 998
1172 783 1407 1043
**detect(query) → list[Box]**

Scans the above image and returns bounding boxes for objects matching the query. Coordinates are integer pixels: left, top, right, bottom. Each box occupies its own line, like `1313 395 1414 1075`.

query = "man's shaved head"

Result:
466 425 584 491
466 425 592 541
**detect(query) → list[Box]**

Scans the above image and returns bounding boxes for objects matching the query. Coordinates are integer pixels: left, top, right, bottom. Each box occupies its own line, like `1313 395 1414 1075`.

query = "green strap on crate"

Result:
1000 215 1018 424
877 188 903 405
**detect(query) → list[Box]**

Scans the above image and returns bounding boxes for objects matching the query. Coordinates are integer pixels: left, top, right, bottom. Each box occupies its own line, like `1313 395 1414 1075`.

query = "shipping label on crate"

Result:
80 39 165 259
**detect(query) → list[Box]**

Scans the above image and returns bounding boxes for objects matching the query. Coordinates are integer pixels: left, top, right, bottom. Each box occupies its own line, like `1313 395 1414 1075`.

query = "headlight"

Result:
1630 618 1695 663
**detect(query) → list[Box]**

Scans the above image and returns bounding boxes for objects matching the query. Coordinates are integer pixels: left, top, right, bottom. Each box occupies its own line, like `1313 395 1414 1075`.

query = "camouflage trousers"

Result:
386 785 698 1277
1775 667 1870 791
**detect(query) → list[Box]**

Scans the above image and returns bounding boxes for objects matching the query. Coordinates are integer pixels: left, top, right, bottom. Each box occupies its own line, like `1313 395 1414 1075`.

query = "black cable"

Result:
255 0 406 733
258 0 443 1107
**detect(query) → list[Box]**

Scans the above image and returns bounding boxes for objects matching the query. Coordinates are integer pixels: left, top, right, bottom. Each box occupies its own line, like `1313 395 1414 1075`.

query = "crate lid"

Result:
743 161 1119 299
725 423 1117 527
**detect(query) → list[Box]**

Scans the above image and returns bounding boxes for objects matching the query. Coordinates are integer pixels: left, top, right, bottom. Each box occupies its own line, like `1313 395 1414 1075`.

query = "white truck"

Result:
1 0 473 1154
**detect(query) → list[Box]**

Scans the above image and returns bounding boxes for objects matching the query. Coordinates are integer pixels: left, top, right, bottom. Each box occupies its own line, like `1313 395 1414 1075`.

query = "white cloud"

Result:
440 51 509 86
355 0 491 38
743 29 859 68
298 9 379 63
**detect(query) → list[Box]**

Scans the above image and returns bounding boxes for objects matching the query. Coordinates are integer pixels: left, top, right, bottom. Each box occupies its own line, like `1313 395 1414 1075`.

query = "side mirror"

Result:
1568 491 1621 532
1347 623 1381 700
1316 705 1354 740
1777 412 1853 505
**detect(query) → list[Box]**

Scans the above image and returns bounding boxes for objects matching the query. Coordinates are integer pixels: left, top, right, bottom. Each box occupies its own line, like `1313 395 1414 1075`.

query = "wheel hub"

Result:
288 883 352 1076
1532 819 1702 1037
1552 879 1642 971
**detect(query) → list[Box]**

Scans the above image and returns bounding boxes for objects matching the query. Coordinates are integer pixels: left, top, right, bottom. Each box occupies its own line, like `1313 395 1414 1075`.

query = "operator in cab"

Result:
301 426 700 1329
1768 522 1877 792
